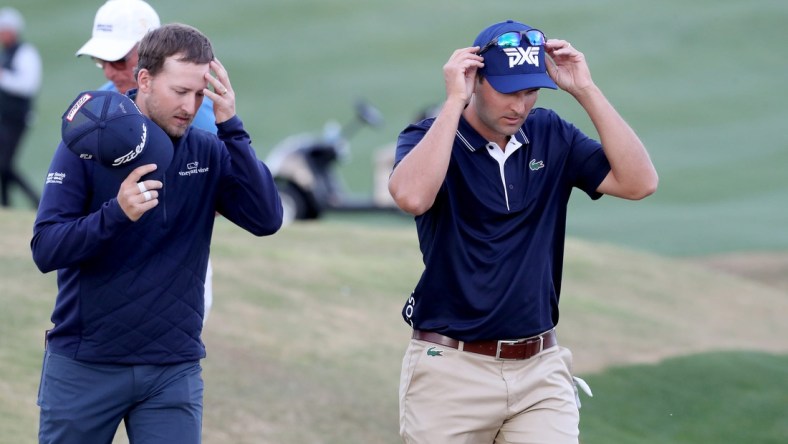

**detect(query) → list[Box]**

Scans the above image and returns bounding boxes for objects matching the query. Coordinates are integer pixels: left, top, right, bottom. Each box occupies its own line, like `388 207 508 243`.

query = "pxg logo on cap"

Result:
61 90 173 181
474 20 558 94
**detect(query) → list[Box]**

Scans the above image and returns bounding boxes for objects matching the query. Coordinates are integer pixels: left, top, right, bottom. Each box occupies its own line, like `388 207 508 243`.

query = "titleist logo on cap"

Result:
111 122 148 167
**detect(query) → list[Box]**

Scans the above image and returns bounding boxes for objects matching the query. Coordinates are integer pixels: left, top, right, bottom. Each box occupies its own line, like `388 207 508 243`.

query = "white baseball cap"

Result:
76 0 160 62
0 7 25 33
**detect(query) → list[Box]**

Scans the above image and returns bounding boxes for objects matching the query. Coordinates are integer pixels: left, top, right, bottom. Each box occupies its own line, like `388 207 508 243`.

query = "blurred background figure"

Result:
75 0 217 324
76 0 159 95
76 0 215 131
0 7 41 209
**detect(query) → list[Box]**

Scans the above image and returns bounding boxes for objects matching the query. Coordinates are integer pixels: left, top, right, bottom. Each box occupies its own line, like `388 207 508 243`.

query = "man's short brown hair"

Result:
135 23 214 78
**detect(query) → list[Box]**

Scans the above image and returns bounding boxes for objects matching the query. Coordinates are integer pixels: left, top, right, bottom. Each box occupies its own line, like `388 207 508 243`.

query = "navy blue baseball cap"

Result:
61 90 173 181
474 20 558 93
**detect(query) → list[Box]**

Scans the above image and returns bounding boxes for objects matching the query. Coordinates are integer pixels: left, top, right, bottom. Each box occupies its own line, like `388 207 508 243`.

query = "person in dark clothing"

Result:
32 23 283 443
0 7 41 208
390 19 658 443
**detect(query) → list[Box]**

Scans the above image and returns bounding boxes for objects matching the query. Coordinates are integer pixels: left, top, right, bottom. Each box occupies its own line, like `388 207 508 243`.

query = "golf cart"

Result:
265 99 401 225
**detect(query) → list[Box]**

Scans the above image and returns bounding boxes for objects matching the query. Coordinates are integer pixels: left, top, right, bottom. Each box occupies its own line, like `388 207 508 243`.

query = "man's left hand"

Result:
204 59 235 124
545 39 594 96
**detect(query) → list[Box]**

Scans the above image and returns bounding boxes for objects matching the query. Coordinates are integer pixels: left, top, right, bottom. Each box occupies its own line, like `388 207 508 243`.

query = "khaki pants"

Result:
399 338 579 444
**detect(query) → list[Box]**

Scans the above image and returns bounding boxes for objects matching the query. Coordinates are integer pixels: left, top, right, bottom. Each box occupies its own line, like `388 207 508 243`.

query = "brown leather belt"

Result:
412 329 556 361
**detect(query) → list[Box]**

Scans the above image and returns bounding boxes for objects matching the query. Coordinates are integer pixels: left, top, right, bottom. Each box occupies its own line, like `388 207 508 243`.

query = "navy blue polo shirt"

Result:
395 107 611 341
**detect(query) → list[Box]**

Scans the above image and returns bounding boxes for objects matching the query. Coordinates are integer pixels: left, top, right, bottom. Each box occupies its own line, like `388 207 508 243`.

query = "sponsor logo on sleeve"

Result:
46 172 66 185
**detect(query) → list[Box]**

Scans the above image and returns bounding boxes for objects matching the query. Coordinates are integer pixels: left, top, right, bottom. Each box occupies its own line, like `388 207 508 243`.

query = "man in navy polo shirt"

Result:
389 19 658 443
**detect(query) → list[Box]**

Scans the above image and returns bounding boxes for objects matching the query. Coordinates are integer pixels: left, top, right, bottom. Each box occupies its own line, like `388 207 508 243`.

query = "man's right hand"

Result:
118 164 162 221
443 47 484 106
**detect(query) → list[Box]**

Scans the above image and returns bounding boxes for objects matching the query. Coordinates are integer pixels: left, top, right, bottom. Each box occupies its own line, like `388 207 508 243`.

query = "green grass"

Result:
580 352 788 444
2 209 787 443
2 0 787 256
3 1 788 441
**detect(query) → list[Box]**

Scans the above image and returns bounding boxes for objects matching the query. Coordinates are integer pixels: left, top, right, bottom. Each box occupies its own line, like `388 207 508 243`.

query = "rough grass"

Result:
3 209 786 443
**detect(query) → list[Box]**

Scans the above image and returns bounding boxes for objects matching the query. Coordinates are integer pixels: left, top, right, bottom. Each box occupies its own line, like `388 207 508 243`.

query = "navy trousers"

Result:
37 351 203 444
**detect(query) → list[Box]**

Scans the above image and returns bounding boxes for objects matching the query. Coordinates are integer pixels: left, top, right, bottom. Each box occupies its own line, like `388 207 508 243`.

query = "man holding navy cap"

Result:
77 0 220 324
32 23 282 444
390 19 658 443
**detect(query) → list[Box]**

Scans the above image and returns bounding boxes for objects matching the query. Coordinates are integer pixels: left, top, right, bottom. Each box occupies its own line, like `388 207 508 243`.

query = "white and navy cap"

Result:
61 90 173 181
474 20 558 93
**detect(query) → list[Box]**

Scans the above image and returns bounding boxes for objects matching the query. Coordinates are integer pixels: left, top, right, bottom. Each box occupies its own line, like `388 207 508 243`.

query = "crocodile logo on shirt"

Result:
427 347 444 357
529 159 545 171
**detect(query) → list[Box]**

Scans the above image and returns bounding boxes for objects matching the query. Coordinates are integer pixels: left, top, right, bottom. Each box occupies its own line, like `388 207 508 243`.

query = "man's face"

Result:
469 77 539 144
93 46 140 94
0 29 16 47
136 56 210 138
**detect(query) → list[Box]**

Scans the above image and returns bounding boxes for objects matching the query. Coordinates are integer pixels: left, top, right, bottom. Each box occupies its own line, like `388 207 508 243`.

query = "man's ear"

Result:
473 74 484 93
136 69 151 93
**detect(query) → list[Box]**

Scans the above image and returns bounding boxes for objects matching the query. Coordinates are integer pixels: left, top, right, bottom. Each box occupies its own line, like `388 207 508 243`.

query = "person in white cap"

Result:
77 0 218 324
77 0 158 95
0 6 41 209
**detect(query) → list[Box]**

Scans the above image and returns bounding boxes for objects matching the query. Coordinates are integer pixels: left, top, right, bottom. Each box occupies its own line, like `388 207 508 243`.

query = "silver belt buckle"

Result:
495 335 544 361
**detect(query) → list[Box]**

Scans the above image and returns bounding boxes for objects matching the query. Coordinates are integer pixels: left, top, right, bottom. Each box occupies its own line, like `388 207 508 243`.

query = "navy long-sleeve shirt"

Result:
31 114 282 364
